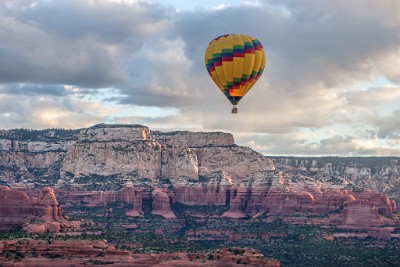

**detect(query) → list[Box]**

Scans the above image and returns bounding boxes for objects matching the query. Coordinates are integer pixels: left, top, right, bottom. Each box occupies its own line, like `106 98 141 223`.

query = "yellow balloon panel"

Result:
205 34 266 105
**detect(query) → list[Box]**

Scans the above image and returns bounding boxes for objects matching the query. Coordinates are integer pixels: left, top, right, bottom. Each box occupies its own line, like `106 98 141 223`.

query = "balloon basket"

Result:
232 106 238 114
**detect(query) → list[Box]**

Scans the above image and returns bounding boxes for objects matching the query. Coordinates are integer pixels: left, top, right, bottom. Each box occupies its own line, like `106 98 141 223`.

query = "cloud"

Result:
18 0 171 40
186 82 346 134
0 0 399 156
317 135 400 156
178 0 400 90
344 86 400 108
171 0 400 136
2 0 398 111
0 16 121 87
1 84 68 96
0 0 202 108
113 114 203 131
235 132 318 155
236 132 400 156
0 0 172 87
0 92 113 129
368 109 400 139
116 37 201 107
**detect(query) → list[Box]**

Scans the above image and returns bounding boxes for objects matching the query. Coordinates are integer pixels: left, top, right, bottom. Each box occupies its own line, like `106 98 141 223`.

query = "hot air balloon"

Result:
205 34 266 113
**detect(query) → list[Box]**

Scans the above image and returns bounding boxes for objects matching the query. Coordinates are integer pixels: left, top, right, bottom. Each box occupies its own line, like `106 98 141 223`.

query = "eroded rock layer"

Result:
0 124 399 230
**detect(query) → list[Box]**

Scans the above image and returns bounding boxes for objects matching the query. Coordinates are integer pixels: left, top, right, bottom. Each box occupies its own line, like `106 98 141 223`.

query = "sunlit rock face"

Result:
55 124 275 189
60 135 163 183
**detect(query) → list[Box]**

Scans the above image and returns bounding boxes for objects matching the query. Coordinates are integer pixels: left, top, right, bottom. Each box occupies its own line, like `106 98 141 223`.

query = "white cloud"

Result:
0 91 116 129
368 109 400 139
212 4 231 10
344 86 400 108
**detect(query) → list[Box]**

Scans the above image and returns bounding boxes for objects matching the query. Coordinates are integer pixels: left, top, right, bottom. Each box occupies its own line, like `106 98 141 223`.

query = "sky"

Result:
0 0 399 156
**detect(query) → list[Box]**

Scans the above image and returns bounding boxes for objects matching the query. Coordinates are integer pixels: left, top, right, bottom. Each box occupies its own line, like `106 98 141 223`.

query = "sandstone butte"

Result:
0 124 399 232
0 186 79 233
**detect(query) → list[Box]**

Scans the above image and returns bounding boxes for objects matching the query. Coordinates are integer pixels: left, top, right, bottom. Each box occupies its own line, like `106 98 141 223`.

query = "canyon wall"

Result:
0 124 399 228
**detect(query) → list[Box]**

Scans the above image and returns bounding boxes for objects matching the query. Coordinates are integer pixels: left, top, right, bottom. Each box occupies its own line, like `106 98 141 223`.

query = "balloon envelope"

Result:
205 34 266 107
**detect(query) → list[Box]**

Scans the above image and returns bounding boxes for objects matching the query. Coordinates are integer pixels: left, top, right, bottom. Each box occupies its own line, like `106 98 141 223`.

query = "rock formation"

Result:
0 129 78 186
0 186 32 230
272 157 400 203
57 184 144 217
153 130 235 147
60 125 162 183
151 188 176 219
172 170 232 206
0 124 399 231
0 239 281 267
0 186 78 233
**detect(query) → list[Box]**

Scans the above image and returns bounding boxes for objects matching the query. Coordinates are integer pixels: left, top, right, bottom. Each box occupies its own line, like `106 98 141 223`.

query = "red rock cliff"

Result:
0 186 78 233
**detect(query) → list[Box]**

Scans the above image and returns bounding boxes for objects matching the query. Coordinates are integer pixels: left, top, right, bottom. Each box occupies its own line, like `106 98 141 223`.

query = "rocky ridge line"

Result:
0 124 399 230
